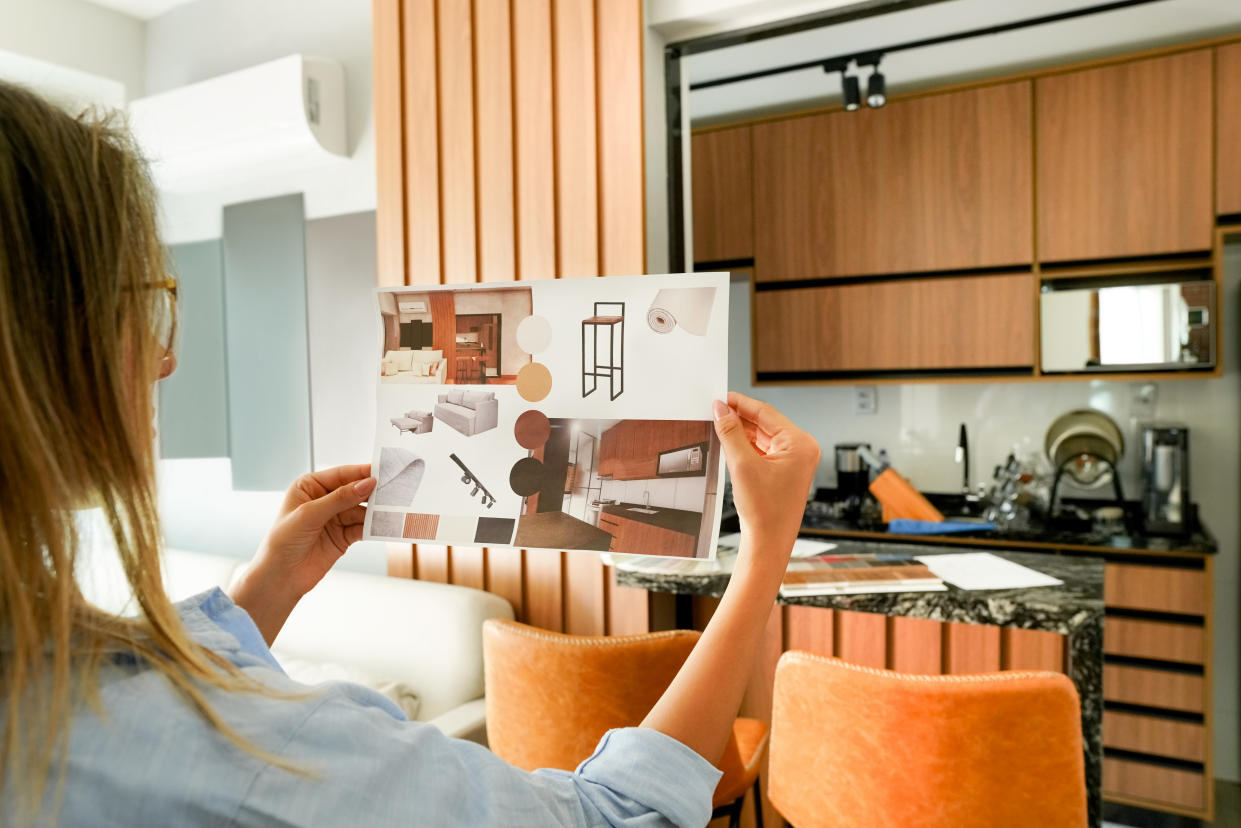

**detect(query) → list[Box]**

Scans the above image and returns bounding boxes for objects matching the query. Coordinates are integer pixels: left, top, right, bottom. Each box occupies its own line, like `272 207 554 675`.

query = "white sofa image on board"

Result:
382 348 447 384
80 548 514 743
435 390 499 437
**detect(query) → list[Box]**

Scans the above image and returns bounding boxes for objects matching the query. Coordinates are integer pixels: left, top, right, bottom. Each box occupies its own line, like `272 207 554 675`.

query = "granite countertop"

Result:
600 503 702 536
615 541 1103 636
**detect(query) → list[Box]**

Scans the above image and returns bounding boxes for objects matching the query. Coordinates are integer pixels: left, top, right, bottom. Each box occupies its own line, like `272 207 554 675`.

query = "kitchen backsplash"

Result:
599 476 707 512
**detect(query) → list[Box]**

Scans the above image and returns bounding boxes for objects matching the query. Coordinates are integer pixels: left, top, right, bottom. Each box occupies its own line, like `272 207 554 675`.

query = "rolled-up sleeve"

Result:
238 692 721 828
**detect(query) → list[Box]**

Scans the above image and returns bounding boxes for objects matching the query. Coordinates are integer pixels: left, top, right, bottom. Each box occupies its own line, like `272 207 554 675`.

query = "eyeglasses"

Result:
126 277 178 357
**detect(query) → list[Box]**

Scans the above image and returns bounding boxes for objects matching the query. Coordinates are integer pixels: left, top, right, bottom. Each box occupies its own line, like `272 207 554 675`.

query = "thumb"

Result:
298 476 376 526
712 399 756 473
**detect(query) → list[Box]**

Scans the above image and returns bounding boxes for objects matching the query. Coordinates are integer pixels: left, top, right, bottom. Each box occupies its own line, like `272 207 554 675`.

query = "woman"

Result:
0 80 820 826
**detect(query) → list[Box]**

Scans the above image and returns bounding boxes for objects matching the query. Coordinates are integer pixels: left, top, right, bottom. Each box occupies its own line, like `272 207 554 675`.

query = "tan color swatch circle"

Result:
514 410 551 449
516 362 552 402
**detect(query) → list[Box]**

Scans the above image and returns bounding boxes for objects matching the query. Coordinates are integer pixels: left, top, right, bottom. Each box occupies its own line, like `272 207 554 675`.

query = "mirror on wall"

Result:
1039 280 1215 373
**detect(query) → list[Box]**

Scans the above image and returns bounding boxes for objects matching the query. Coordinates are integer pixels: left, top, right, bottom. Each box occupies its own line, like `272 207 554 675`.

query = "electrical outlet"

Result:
854 385 877 416
1130 383 1157 422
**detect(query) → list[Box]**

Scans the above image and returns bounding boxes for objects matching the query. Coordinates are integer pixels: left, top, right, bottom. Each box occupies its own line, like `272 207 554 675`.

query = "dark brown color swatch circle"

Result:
509 457 547 497
514 410 551 449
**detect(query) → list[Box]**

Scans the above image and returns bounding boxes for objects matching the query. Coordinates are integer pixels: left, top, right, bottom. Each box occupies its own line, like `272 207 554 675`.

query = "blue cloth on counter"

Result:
8 587 721 827
888 519 997 534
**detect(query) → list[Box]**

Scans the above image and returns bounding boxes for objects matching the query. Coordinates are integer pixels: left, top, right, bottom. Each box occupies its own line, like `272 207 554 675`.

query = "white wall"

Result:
727 244 1241 781
144 0 376 242
0 0 145 98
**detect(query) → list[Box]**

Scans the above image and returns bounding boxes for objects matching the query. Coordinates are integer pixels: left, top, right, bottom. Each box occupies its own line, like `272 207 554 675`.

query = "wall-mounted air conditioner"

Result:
128 54 347 192
398 300 427 313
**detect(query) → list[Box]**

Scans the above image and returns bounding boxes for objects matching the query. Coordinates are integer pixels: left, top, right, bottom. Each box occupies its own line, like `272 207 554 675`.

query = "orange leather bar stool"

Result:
769 651 1086 828
483 619 767 827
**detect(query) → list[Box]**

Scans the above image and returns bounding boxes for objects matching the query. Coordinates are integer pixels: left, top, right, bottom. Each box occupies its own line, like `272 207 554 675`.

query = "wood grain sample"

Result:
753 81 1033 281
753 274 1035 373
691 126 753 264
1036 50 1213 261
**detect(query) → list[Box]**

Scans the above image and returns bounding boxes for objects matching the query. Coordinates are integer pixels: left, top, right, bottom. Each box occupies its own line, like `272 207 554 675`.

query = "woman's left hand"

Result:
229 464 376 644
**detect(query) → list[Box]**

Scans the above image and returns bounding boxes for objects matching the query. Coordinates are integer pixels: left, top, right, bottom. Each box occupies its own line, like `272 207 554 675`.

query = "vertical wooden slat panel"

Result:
551 0 604 636
784 605 834 656
437 0 477 285
451 548 488 590
889 616 943 674
474 0 516 283
596 0 649 637
595 0 644 275
835 610 887 668
1003 628 1067 672
373 0 406 288
944 622 1002 674
416 548 452 583
402 0 440 284
525 551 564 631
513 0 556 282
488 547 526 620
553 0 598 277
386 544 415 579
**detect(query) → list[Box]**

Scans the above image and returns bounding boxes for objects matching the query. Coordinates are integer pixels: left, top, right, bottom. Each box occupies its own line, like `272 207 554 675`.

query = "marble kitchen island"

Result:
615 542 1106 826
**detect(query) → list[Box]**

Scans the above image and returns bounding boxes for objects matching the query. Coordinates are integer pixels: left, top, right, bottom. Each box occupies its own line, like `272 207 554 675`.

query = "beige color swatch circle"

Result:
516 362 553 402
516 315 553 355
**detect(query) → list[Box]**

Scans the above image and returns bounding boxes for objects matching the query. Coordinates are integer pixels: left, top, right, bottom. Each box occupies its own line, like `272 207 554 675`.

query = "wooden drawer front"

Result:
1103 564 1206 615
1104 617 1204 664
1103 711 1206 762
1103 757 1206 813
1103 665 1204 713
753 274 1035 374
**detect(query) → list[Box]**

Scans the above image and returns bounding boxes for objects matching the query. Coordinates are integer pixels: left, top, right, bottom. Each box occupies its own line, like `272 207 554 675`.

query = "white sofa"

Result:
435 390 499 436
382 348 447 384
83 548 514 742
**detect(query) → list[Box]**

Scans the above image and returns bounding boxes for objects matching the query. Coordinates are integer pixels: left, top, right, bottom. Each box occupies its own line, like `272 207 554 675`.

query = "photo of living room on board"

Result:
379 285 533 385
510 416 721 558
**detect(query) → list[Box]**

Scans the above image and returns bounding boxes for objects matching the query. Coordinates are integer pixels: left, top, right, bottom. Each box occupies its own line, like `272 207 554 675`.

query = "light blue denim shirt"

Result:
13 589 721 827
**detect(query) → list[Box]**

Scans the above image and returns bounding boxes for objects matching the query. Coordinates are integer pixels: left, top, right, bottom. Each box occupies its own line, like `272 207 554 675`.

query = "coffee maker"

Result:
1140 424 1191 536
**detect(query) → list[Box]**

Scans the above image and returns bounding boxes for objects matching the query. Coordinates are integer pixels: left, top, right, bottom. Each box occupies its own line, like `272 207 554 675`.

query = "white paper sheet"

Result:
715 533 835 559
363 272 729 560
914 552 1063 591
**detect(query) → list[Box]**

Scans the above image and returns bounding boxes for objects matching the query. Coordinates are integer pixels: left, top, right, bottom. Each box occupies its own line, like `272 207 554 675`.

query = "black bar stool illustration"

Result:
582 302 624 400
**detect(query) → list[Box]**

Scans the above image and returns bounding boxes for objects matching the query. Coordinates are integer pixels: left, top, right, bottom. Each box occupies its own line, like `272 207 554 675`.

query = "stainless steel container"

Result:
834 442 871 499
1141 423 1190 535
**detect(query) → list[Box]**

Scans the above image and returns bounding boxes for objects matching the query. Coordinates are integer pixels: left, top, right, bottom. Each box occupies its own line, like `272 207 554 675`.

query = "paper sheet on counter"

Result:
914 552 1063 591
716 533 837 558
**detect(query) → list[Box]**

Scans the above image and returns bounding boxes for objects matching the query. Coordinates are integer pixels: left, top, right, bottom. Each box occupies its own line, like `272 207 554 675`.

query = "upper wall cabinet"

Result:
1036 51 1214 262
691 126 753 265
751 81 1033 282
1217 43 1241 217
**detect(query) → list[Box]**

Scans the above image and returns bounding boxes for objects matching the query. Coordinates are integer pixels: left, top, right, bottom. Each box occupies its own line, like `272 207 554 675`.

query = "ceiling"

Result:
78 0 196 21
685 0 1241 124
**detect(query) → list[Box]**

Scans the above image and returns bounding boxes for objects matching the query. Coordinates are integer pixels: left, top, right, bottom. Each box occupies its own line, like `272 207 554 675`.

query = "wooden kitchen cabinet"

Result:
1217 43 1241 216
751 81 1033 282
753 273 1035 377
600 512 696 557
599 420 712 480
1036 50 1214 261
690 126 753 265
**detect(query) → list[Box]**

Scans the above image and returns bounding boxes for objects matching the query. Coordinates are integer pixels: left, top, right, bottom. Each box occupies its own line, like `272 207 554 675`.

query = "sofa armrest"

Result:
426 698 488 745
434 359 448 384
474 399 499 433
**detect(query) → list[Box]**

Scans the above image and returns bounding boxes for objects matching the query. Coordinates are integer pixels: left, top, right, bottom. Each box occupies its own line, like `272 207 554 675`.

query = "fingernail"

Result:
354 477 377 497
712 400 729 422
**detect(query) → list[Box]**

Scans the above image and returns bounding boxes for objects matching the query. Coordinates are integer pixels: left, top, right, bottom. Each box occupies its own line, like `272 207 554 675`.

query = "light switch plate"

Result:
854 385 878 416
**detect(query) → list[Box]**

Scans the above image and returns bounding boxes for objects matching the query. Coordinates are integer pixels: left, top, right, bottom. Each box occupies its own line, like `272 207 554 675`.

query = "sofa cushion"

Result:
461 390 494 409
446 389 466 405
277 656 421 720
385 350 416 372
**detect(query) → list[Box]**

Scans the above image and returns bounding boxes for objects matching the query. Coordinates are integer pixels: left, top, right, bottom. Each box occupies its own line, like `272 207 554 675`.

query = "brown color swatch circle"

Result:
509 457 547 497
516 362 552 402
514 410 551 449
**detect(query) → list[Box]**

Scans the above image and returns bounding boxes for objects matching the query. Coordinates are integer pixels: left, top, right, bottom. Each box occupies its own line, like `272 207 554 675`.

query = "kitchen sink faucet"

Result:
643 490 650 507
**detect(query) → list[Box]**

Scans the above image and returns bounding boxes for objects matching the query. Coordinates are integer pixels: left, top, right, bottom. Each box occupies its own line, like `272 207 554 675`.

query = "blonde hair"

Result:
0 81 284 816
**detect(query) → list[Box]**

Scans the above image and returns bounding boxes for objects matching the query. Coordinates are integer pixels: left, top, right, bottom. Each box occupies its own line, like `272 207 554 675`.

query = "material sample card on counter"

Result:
914 552 1063 591
779 553 946 597
364 273 729 559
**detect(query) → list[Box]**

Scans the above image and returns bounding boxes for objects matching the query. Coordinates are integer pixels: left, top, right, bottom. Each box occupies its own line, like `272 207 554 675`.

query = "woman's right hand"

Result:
712 392 820 566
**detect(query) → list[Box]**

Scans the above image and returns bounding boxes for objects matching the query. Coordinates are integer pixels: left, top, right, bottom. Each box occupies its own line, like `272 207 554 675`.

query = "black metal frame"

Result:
582 301 625 401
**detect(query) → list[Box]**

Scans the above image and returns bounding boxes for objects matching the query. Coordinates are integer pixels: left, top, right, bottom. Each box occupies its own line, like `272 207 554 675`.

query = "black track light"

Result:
866 69 887 108
842 73 861 111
